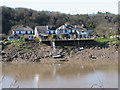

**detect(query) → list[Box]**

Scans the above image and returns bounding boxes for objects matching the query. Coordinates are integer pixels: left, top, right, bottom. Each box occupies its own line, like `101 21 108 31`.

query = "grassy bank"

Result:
94 38 116 43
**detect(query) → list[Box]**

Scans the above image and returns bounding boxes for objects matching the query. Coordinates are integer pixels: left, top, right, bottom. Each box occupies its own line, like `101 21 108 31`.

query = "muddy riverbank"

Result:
1 41 119 64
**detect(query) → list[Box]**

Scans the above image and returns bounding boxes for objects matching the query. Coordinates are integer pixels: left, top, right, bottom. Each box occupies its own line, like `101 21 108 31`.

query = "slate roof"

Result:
57 25 87 32
35 26 56 33
13 26 33 31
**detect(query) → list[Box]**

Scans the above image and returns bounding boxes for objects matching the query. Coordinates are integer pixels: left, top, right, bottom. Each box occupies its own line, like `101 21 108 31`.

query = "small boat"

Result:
52 54 62 58
77 47 84 51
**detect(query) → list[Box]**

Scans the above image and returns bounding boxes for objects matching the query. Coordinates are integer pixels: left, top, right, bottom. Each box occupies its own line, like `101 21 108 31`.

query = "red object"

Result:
37 37 40 40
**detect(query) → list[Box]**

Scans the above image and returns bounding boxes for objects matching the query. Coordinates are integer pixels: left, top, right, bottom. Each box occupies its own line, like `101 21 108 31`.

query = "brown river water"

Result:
2 61 118 88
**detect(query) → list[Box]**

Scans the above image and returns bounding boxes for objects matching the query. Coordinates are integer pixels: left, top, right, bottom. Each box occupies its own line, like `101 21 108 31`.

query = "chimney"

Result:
65 22 68 26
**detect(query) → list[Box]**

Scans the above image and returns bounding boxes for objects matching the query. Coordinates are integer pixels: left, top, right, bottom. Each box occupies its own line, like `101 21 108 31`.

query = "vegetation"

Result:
20 36 25 41
0 33 8 40
33 36 39 42
2 6 118 36
59 34 70 39
94 38 116 43
2 40 25 45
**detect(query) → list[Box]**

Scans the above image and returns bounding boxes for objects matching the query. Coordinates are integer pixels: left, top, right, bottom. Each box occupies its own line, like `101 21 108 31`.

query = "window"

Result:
21 31 26 34
31 36 33 38
53 31 55 34
63 30 65 33
51 31 54 34
27 31 31 34
65 30 67 33
16 31 19 34
72 30 75 33
47 31 49 34
68 30 71 33
9 36 13 39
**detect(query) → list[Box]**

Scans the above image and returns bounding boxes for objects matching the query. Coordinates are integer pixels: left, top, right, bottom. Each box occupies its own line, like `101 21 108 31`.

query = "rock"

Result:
70 51 76 57
89 54 92 58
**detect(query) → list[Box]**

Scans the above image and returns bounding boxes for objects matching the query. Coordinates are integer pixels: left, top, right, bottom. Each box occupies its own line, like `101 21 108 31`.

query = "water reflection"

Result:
34 74 39 88
2 62 118 88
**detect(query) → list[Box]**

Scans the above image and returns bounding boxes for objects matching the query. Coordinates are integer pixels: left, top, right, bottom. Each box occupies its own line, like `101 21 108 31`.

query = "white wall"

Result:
34 27 39 37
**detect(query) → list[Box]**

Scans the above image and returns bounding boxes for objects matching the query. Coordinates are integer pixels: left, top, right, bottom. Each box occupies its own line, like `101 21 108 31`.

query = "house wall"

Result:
14 30 33 35
24 35 34 40
77 31 88 38
46 30 56 34
34 27 39 37
8 29 34 40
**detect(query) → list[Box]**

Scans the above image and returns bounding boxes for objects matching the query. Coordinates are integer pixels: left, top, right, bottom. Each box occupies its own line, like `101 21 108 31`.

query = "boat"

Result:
52 54 62 58
77 47 84 51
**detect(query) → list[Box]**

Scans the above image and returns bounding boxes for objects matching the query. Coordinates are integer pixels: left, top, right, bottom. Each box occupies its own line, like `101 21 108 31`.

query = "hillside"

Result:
2 6 119 36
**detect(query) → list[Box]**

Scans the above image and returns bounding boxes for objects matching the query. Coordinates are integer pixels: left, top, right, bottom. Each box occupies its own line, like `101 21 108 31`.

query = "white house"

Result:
34 26 56 40
56 23 88 39
34 23 91 40
8 25 34 40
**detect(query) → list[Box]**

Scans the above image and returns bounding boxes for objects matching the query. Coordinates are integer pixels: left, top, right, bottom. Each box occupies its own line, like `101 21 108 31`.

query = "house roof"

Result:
57 24 87 32
13 26 33 31
35 26 56 33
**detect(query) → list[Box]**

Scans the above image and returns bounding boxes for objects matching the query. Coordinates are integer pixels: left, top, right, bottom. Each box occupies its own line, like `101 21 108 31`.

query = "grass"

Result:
94 38 116 43
41 44 48 47
2 40 25 45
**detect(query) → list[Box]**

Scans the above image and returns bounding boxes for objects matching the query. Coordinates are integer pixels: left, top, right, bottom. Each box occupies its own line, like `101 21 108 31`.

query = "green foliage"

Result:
2 39 25 46
0 34 8 40
94 38 116 43
41 44 48 47
34 36 39 42
86 24 95 30
20 36 25 41
59 34 70 39
2 6 118 36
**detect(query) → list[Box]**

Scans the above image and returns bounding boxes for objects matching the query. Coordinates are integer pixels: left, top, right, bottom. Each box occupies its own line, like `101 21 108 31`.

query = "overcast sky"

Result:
1 0 119 14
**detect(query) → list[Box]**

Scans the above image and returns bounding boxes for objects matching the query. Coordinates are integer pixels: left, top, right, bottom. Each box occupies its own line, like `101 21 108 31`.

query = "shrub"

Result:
20 36 25 41
59 34 70 39
34 36 39 42
0 34 8 40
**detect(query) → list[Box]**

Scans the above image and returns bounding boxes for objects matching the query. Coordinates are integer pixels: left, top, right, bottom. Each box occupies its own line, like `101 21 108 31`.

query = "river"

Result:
2 61 118 88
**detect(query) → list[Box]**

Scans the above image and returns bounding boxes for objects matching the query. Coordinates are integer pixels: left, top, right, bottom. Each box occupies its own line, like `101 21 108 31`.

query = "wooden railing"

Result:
41 37 94 41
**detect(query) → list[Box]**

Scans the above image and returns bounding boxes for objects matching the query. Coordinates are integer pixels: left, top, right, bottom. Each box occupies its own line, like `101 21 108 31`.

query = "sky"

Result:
1 0 119 14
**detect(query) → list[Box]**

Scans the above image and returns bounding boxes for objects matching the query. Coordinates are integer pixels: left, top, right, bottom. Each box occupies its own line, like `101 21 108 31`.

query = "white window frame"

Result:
51 31 53 34
72 30 75 33
27 31 31 34
21 31 26 34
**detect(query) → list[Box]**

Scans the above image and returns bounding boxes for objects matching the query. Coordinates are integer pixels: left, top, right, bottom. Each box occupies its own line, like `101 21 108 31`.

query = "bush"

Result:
20 36 25 41
94 38 116 43
59 34 70 39
0 34 8 40
34 37 39 42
